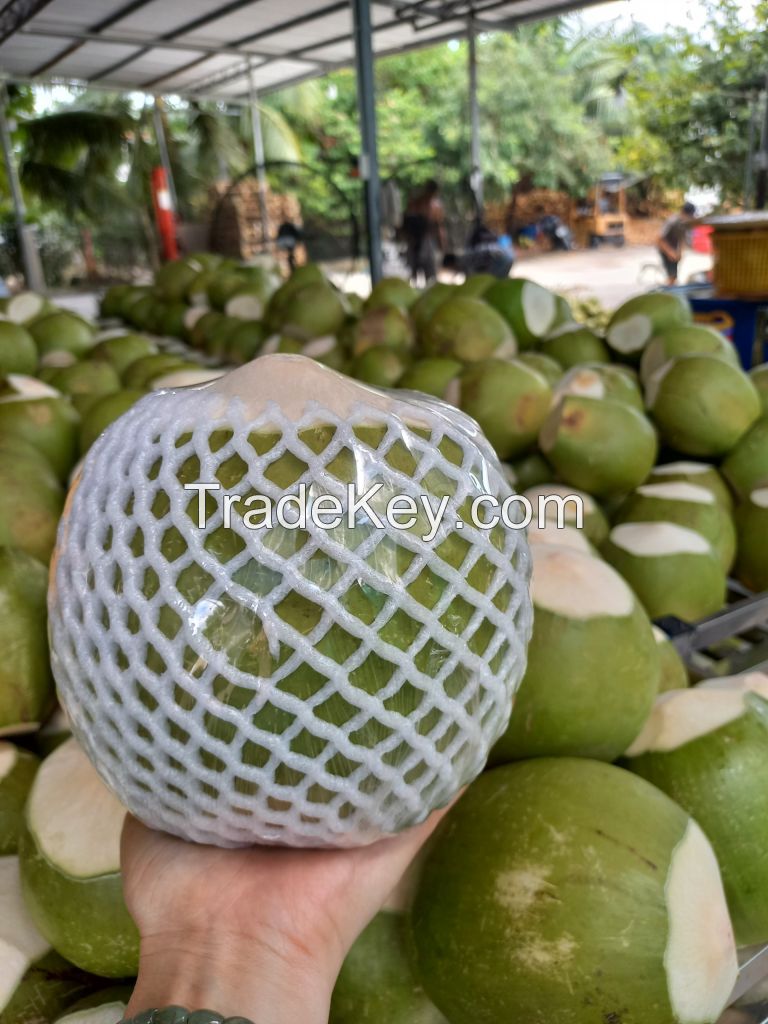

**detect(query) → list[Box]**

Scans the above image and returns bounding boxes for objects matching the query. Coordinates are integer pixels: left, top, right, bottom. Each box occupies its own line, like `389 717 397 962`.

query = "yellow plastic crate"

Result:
708 215 768 298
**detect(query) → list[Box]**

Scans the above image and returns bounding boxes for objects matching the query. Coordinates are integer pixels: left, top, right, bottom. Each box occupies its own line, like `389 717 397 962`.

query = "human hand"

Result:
121 809 450 1024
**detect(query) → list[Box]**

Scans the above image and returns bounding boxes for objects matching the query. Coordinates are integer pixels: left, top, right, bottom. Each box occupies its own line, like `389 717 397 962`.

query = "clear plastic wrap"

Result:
49 355 533 848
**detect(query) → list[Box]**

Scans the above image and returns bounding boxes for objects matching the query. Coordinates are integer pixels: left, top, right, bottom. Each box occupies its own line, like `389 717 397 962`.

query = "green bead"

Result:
154 1008 189 1024
133 1013 158 1024
222 1018 254 1024
187 1012 225 1024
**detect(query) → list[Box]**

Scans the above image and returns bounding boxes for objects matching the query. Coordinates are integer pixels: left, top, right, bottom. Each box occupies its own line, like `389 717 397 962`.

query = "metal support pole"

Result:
352 0 383 284
744 95 758 209
754 74 768 210
0 84 44 291
468 19 483 214
248 59 271 247
152 97 178 214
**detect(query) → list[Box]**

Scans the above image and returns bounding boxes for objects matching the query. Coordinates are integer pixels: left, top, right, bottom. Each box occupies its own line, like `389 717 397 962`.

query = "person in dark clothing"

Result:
657 202 696 284
402 179 446 285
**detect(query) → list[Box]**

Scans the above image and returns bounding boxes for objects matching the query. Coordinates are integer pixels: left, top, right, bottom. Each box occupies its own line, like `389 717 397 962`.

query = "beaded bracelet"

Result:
118 1008 254 1024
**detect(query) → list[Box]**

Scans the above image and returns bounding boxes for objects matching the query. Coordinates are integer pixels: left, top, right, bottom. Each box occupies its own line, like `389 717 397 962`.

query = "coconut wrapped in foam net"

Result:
49 355 533 849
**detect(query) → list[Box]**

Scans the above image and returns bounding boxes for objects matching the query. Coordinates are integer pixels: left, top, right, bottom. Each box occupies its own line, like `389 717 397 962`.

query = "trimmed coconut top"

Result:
0 375 61 403
56 1003 128 1024
0 743 17 782
522 483 596 515
302 336 337 358
183 306 209 328
39 350 78 370
0 855 50 1009
652 461 714 477
153 368 227 390
636 482 716 506
521 281 557 337
610 522 712 557
607 313 652 354
527 521 593 555
27 739 125 879
627 673 768 754
531 544 634 619
547 321 593 339
205 354 437 426
554 368 605 402
652 625 671 644
664 820 738 1024
751 488 768 509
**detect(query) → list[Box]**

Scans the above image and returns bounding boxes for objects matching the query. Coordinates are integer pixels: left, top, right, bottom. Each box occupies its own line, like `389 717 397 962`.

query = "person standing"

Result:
402 179 446 285
657 201 696 285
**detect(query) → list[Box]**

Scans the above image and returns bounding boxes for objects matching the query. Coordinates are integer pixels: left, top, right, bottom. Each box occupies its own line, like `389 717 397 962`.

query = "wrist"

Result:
125 929 338 1024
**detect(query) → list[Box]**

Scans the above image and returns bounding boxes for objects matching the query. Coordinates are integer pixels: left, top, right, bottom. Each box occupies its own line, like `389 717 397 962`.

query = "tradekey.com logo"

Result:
184 483 583 544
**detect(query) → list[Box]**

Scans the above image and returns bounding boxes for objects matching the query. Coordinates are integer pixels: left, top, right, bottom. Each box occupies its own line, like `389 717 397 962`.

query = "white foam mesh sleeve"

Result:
49 357 533 848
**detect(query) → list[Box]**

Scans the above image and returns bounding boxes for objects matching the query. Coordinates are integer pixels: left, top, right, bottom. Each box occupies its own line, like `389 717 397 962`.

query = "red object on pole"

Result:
151 166 178 261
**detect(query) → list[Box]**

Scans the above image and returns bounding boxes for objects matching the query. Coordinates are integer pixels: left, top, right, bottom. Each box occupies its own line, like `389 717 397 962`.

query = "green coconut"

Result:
605 291 692 359
397 358 463 401
734 487 768 592
201 316 241 359
526 520 595 554
186 310 225 349
514 351 563 387
410 283 455 335
48 363 121 417
78 390 145 454
613 481 737 572
206 271 253 311
521 483 609 545
224 285 269 321
52 987 133 1024
602 522 727 621
492 545 659 762
422 296 515 362
2 292 52 325
364 277 419 312
0 548 55 737
0 745 38 855
412 757 737 1024
88 334 157 376
626 674 768 944
540 323 611 368
508 452 553 491
154 301 188 339
263 265 324 324
640 325 740 384
19 739 139 978
484 278 562 349
721 417 768 500
154 258 203 302
149 367 227 390
455 273 497 298
99 285 133 320
28 314 95 360
0 444 64 563
224 320 265 364
646 354 761 457
274 282 347 342
553 363 644 410
0 376 79 480
259 335 305 356
749 363 768 415
648 461 734 512
539 395 658 498
458 359 552 460
125 293 164 333
0 856 98 1024
0 322 37 376
330 912 446 1024
653 626 689 693
350 348 409 389
298 335 348 372
351 306 415 356
121 354 188 389
110 286 152 323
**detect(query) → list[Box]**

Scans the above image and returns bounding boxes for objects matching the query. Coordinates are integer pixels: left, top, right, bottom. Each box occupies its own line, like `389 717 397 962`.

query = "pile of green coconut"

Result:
3 263 768 1024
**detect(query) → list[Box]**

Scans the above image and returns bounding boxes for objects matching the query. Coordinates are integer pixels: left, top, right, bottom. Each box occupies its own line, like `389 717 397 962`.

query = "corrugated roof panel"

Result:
26 0 131 33
105 45 208 83
160 52 247 89
0 33 69 73
110 0 234 38
181 0 348 48
51 39 144 75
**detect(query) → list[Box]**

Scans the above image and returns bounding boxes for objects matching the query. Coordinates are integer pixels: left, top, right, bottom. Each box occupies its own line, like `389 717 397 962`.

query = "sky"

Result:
576 0 753 32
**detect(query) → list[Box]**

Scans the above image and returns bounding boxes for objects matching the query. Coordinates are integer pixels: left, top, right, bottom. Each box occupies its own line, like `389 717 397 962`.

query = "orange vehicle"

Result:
574 172 627 249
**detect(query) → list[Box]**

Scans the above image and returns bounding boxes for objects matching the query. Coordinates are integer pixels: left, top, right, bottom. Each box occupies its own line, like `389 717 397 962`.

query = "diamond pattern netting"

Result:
49 359 533 847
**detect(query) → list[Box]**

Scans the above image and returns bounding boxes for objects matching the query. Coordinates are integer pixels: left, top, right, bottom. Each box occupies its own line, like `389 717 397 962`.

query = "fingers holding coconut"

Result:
491 545 660 763
602 522 727 621
626 674 768 945
411 758 738 1024
18 739 139 977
